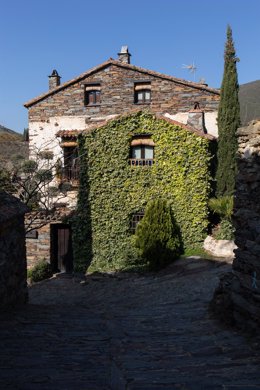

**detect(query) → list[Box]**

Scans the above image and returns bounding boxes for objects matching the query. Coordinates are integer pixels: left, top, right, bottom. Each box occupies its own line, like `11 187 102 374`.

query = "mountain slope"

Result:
239 80 260 126
0 125 23 141
0 125 28 166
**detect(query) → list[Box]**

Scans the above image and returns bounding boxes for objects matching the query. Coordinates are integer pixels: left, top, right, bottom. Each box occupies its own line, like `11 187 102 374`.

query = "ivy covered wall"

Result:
72 112 213 272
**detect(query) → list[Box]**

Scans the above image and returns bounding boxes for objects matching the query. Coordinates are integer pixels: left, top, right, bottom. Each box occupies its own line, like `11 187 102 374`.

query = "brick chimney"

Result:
48 69 61 90
117 46 131 64
187 102 207 133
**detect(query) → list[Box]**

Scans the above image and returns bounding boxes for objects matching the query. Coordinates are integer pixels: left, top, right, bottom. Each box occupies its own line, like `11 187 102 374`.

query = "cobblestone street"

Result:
0 257 259 389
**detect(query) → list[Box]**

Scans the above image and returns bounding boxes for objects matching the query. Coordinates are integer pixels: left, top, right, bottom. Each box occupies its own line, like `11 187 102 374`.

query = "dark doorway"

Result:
51 224 73 273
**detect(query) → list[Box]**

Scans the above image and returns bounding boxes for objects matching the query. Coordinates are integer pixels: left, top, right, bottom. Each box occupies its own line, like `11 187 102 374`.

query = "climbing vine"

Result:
72 111 213 272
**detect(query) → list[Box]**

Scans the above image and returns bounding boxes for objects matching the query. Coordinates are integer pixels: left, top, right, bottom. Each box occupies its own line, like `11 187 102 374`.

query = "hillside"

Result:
239 80 260 126
0 125 28 167
0 125 23 141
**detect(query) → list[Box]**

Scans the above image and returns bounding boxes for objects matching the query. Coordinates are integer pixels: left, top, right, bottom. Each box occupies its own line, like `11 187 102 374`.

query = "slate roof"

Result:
24 59 220 108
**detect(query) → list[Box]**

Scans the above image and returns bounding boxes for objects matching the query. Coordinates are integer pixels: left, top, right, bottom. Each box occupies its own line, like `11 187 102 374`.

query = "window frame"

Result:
130 210 145 233
134 89 151 104
130 135 155 167
85 89 101 106
134 81 151 104
131 145 154 160
62 145 80 182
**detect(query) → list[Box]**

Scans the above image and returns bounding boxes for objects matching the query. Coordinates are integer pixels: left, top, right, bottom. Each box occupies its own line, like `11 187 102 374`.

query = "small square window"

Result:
130 211 145 233
134 89 151 104
85 90 101 106
134 82 151 104
130 137 155 166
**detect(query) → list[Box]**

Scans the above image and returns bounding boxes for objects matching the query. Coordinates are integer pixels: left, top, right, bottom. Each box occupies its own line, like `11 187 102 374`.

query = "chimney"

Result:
117 46 131 64
187 102 207 133
48 69 61 90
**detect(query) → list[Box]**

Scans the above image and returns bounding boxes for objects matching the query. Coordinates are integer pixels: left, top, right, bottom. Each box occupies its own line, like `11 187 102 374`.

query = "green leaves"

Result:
209 196 234 220
216 25 240 197
73 112 212 272
135 199 182 270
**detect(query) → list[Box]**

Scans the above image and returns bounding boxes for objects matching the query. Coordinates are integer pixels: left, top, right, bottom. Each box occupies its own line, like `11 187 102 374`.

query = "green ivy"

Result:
72 111 213 272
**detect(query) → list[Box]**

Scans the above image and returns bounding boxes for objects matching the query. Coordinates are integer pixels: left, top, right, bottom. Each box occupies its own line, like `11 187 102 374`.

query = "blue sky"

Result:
1 0 259 132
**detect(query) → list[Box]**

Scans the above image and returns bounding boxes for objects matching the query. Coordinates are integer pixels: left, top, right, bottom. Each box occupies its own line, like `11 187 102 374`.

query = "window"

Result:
135 89 151 104
63 145 79 181
131 145 154 166
130 136 155 166
130 211 144 233
84 84 101 106
134 82 151 104
85 90 101 105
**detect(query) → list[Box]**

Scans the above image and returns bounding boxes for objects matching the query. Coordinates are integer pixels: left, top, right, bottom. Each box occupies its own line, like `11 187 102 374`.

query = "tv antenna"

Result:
182 62 197 82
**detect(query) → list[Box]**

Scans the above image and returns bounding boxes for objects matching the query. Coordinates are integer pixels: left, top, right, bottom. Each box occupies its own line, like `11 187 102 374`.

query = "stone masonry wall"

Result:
0 193 28 308
28 64 219 124
26 223 51 268
212 120 260 333
25 207 72 268
28 63 219 166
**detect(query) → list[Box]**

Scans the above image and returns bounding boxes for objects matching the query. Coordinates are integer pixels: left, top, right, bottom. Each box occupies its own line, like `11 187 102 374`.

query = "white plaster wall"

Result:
29 114 118 160
29 116 87 160
164 111 218 137
29 114 118 209
204 112 218 138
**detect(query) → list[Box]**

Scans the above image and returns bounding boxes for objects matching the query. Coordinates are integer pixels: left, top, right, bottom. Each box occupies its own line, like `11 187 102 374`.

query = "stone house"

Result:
24 47 220 272
0 191 28 308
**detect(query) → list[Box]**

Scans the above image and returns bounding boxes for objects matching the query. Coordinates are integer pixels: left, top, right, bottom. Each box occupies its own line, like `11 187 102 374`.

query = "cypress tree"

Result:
135 199 182 270
216 25 240 197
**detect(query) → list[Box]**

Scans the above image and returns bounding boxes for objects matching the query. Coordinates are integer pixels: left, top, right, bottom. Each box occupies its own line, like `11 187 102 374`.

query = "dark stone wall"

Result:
212 120 260 333
28 64 219 123
0 215 28 308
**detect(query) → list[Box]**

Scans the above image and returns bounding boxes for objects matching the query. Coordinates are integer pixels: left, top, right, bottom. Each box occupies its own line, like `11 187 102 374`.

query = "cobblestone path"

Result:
0 257 259 389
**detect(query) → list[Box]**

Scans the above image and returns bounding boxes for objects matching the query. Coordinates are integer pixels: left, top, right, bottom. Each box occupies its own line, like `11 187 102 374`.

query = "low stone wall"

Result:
211 120 260 333
0 192 28 308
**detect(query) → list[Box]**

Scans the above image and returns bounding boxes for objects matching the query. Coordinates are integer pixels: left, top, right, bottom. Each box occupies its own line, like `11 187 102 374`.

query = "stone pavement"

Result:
0 257 259 389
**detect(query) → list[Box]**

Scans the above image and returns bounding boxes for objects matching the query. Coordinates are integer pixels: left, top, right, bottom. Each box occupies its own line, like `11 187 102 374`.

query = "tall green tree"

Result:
216 25 240 197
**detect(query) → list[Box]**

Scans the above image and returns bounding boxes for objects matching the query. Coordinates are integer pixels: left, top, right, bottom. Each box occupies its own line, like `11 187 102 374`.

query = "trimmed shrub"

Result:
28 260 53 283
134 199 182 270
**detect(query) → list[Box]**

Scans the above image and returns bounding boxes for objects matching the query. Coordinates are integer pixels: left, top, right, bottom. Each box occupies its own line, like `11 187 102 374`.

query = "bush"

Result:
209 196 235 240
28 260 53 283
134 199 182 270
213 219 235 240
209 196 233 220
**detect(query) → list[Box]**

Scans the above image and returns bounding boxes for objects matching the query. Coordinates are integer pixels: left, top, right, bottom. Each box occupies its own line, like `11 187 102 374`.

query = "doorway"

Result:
51 224 73 273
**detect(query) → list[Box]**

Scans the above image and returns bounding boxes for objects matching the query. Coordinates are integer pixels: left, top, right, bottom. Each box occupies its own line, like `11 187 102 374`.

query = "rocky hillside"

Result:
0 125 28 167
239 80 260 126
0 125 23 141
